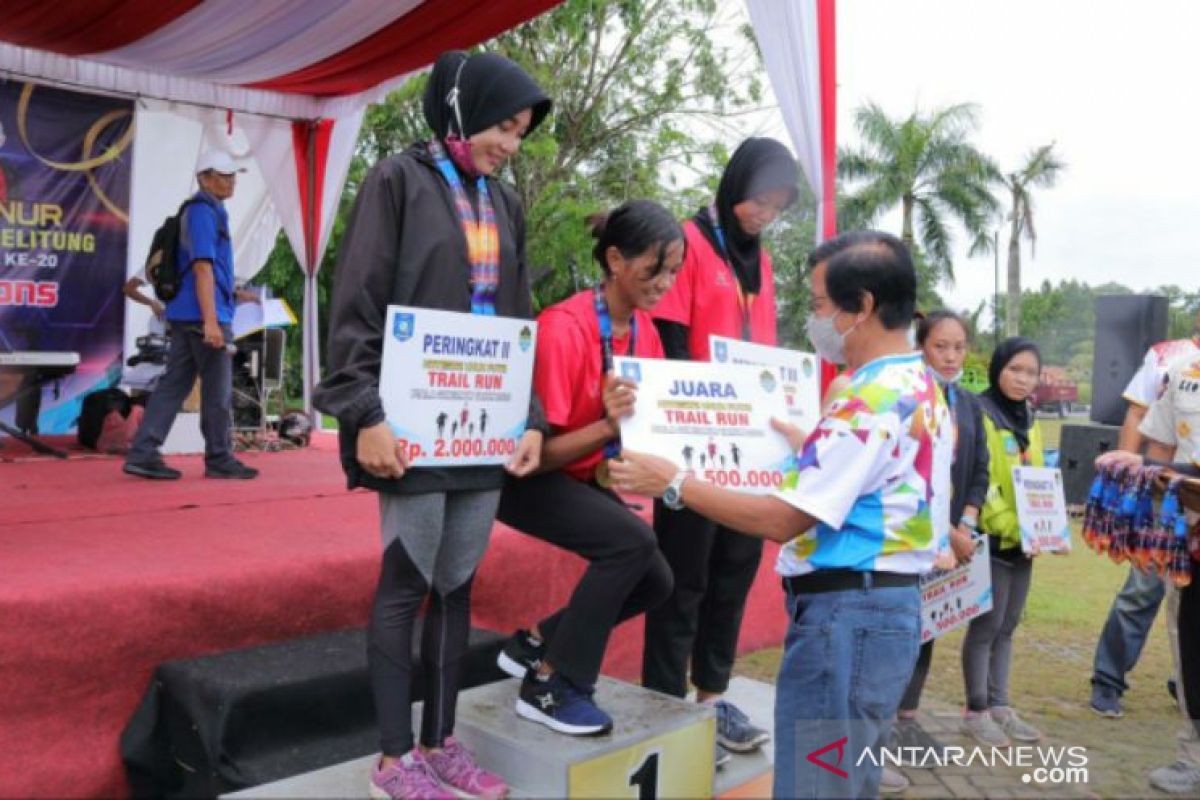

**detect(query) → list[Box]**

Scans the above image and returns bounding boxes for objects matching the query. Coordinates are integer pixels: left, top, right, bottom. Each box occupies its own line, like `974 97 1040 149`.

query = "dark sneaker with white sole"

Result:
497 629 545 679
714 740 732 770
123 460 182 480
715 699 769 752
204 460 259 479
517 670 613 736
1090 684 1123 718
889 718 947 767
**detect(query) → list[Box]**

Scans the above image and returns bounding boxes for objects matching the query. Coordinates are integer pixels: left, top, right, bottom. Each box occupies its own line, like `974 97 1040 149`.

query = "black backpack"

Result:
145 197 219 302
77 387 132 450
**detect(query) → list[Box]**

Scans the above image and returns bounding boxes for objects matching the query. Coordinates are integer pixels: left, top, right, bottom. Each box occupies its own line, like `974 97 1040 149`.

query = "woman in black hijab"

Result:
642 137 799 761
315 50 550 800
693 137 800 296
960 336 1048 748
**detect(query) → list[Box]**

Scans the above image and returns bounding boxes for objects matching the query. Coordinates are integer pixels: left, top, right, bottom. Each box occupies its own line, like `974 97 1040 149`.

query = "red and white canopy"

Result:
1 1 837 402
745 0 839 389
0 0 559 410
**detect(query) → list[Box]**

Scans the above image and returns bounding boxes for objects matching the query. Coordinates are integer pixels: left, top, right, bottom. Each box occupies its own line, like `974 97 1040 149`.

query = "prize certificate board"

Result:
379 306 536 466
920 535 993 643
1013 465 1072 554
614 356 794 494
709 335 822 430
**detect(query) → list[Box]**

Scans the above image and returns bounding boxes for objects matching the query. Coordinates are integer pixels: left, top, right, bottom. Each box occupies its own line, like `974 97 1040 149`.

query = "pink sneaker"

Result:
370 751 455 800
425 737 509 799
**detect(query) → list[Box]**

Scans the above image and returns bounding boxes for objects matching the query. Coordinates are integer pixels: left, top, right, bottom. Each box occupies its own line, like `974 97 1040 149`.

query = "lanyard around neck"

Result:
594 285 636 459
708 204 754 341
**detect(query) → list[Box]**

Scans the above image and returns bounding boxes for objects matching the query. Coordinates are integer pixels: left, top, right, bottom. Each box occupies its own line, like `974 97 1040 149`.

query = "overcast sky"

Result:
740 0 1200 321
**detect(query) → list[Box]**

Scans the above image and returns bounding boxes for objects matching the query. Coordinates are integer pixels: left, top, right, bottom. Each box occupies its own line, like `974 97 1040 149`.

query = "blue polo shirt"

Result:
165 192 235 324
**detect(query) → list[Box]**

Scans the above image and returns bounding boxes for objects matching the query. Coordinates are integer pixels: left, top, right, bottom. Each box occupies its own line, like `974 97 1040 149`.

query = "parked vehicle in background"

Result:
1032 365 1078 417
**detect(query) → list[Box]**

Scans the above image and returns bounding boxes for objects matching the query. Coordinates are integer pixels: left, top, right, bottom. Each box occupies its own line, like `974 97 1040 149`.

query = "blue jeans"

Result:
773 577 920 799
1091 566 1165 694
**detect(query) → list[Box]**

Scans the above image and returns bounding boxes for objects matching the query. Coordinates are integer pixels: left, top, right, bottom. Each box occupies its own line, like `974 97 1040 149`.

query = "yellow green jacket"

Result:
980 414 1045 550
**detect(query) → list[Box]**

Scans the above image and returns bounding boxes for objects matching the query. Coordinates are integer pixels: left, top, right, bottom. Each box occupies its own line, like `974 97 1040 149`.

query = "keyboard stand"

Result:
0 369 75 459
0 417 66 458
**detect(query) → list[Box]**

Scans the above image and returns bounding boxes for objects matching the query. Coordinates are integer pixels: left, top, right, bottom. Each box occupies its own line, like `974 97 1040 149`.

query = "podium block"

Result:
454 677 714 798
225 676 783 799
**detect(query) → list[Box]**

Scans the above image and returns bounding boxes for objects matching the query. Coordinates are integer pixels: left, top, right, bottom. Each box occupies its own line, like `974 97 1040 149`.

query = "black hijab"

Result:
422 51 552 141
693 137 799 294
981 336 1041 452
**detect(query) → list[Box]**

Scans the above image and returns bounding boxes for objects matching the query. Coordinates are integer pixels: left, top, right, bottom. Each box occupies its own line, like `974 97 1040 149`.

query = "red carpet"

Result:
1 434 786 798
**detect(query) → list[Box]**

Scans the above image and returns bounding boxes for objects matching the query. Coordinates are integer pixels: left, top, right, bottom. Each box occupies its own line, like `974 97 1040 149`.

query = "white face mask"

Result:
806 312 851 364
933 368 964 386
906 326 918 350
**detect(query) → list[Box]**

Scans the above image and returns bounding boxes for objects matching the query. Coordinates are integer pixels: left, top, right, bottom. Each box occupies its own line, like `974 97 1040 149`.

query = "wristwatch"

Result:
663 469 690 511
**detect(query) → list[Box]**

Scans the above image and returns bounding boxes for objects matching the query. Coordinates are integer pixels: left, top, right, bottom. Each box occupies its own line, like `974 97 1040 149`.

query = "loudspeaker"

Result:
1091 295 1168 425
1059 422 1120 505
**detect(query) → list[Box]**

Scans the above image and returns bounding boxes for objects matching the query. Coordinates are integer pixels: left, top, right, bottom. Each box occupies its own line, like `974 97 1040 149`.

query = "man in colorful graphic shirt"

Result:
610 231 953 799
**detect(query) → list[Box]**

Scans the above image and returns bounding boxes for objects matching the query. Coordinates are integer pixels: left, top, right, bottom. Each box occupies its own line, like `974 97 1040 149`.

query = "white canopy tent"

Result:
0 0 560 411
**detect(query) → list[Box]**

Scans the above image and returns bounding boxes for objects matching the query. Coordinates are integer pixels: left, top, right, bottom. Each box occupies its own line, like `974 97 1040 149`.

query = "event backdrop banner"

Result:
0 80 133 434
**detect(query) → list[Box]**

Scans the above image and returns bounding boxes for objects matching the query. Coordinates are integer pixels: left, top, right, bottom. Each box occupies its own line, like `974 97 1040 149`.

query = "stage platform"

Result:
1 433 787 797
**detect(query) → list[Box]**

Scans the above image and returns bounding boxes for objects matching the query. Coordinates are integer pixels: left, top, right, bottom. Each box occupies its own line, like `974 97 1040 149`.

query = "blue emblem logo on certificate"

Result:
393 312 415 342
708 335 821 430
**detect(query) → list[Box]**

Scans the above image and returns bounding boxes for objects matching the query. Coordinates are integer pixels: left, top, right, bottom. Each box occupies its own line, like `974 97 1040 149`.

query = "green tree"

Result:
261 0 768 396
838 102 999 285
1000 143 1065 336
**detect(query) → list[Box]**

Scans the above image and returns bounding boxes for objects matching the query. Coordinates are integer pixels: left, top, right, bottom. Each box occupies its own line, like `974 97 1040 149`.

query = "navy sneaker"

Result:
715 700 769 752
714 740 732 770
1090 684 1123 718
516 671 613 736
497 629 545 679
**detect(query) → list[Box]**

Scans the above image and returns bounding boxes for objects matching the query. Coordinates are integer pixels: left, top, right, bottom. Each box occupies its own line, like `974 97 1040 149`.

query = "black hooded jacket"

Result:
315 51 551 495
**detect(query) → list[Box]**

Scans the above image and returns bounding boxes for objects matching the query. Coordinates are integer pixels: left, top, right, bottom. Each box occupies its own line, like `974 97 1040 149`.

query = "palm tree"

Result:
1001 143 1065 336
839 102 999 282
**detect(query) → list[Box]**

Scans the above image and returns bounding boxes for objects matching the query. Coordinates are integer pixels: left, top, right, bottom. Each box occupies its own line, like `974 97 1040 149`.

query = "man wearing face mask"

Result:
611 231 954 798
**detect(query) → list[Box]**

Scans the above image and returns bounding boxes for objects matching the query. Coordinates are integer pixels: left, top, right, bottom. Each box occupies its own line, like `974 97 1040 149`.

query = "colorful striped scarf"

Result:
428 139 499 315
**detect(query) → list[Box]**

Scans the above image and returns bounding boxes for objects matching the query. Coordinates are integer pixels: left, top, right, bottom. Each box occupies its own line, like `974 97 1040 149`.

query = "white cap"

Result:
196 150 246 176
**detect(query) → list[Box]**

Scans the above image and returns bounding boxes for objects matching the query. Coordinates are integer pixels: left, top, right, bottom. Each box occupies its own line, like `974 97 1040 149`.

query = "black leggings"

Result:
642 504 764 697
899 641 934 713
497 470 674 688
370 538 473 755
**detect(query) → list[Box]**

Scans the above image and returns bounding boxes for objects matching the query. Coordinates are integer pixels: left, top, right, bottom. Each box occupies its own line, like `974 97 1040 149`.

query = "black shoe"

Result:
889 718 947 767
204 460 259 480
124 460 182 480
497 629 546 679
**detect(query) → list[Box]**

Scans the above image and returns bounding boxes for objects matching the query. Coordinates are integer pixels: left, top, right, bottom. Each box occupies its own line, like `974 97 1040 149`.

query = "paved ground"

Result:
894 700 1099 799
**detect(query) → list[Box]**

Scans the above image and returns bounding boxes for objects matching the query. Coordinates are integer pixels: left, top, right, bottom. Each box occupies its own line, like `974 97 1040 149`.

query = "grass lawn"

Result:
736 523 1181 798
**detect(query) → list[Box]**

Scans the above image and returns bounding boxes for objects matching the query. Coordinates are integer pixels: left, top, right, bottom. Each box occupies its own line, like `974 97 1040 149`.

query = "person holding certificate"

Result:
893 310 990 753
959 337 1047 748
642 137 799 756
611 231 954 798
493 201 683 737
314 50 550 800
